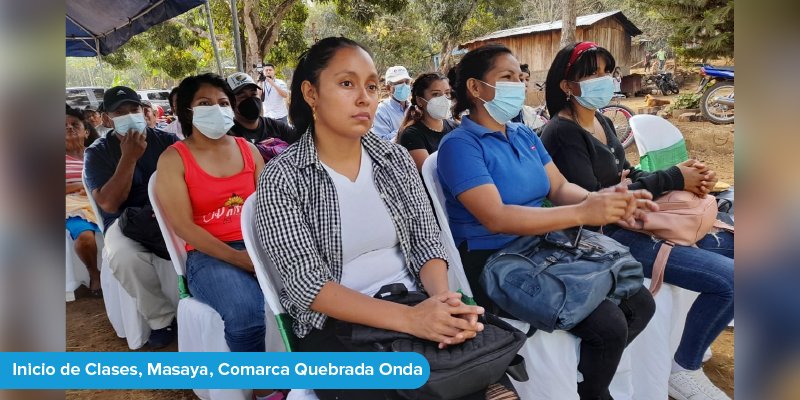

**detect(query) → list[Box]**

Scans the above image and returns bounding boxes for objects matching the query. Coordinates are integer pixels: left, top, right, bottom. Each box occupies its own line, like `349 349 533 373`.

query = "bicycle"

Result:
599 94 635 149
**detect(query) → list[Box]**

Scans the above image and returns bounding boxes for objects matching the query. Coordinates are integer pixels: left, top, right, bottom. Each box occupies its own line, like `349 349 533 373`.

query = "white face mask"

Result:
420 95 452 120
112 113 147 135
191 105 235 139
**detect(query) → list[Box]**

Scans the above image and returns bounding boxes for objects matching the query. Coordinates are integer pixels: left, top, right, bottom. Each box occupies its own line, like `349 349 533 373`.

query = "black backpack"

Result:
331 284 528 400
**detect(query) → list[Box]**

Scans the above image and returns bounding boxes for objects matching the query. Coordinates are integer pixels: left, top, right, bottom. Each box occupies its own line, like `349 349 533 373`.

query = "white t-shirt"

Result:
321 147 416 296
262 78 289 119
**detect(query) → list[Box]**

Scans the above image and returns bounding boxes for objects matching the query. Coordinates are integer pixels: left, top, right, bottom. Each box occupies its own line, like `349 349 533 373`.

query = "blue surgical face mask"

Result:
192 105 235 139
112 112 147 135
392 83 411 102
476 80 526 125
573 75 615 110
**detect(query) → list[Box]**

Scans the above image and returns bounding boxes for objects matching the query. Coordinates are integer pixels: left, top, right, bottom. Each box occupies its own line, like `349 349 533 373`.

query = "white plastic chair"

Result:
241 196 319 400
82 174 141 347
148 173 283 400
82 173 178 349
629 114 689 172
241 196 295 352
421 152 589 398
65 228 107 302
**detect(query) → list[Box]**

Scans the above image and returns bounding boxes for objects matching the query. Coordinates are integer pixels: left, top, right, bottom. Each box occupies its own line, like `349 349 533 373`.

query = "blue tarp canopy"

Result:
66 0 206 57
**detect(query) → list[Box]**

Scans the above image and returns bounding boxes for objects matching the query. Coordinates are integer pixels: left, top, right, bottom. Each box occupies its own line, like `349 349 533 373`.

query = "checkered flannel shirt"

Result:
254 130 448 338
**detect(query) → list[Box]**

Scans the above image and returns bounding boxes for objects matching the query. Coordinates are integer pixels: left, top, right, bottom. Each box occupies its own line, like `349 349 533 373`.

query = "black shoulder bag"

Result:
117 204 171 260
333 283 528 400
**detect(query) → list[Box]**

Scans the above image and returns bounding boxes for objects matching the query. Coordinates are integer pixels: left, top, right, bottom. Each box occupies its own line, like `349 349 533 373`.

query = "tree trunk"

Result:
438 37 457 73
241 0 298 71
560 0 578 49
258 0 297 59
436 0 480 72
242 0 261 72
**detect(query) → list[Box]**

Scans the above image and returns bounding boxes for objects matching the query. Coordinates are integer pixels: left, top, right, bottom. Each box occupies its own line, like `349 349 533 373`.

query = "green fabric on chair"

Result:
276 313 298 352
639 139 689 172
178 275 191 299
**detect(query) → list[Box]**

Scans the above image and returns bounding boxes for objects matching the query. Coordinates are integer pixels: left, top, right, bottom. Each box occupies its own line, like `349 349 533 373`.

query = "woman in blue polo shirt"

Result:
437 43 657 400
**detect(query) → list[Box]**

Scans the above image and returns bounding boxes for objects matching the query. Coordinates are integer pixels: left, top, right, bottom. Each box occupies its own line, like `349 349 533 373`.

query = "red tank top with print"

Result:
171 137 255 251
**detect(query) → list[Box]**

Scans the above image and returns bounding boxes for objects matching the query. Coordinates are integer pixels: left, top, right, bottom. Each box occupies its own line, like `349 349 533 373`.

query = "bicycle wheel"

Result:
600 105 635 148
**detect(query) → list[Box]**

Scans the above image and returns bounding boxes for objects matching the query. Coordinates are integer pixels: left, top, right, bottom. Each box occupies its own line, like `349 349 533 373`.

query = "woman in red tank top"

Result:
155 74 283 400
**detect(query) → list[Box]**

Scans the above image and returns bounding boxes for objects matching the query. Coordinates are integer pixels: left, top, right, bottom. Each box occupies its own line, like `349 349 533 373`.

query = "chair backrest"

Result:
241 195 296 351
81 173 106 232
420 152 474 297
147 172 190 298
629 114 688 172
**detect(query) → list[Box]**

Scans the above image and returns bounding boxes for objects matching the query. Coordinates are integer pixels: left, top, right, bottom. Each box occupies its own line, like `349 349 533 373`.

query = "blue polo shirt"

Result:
371 98 407 141
437 116 552 251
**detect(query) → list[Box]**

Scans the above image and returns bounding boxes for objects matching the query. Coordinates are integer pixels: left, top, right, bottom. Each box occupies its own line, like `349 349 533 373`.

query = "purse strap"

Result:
648 242 673 295
649 219 734 295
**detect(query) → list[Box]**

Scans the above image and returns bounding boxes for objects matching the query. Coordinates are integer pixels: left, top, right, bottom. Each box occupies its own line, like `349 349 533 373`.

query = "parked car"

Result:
66 87 105 110
136 90 172 114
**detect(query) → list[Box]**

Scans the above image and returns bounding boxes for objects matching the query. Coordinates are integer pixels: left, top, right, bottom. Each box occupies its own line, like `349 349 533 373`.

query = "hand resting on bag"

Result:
407 292 485 349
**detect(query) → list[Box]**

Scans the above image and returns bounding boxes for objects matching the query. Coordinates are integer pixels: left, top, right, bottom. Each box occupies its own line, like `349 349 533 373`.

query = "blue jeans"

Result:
186 241 266 352
604 226 734 370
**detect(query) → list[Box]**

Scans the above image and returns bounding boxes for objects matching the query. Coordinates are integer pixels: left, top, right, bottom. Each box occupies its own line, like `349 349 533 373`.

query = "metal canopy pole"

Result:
204 0 224 75
229 0 244 72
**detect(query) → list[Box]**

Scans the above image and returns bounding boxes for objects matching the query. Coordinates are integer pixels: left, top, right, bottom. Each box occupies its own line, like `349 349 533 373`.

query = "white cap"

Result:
226 72 259 94
384 66 411 84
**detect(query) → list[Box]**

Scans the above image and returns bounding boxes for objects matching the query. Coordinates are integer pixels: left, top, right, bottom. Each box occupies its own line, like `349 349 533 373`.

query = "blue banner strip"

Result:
0 352 429 389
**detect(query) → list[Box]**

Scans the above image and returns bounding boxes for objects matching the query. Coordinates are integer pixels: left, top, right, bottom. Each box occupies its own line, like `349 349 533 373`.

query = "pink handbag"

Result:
618 191 733 294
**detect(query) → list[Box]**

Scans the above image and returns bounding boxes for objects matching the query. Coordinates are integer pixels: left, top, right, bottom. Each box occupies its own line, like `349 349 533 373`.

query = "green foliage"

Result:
305 2 435 75
626 0 733 60
265 2 309 71
668 93 702 111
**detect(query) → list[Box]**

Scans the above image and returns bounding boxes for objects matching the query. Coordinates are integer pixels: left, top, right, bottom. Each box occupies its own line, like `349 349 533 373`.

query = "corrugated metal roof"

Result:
462 10 642 46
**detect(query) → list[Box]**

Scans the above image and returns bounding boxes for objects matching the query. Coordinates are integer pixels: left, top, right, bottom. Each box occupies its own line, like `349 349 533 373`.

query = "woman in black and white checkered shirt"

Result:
253 37 519 400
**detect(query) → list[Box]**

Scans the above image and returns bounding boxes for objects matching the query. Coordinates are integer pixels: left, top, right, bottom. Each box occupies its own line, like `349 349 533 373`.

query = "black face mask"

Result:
238 96 262 121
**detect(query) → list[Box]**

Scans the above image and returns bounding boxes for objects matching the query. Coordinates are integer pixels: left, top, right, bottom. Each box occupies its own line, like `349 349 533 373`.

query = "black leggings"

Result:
459 243 656 400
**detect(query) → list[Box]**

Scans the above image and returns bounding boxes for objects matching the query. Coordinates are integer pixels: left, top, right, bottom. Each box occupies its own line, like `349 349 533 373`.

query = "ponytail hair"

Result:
452 43 513 118
396 72 448 142
289 37 372 137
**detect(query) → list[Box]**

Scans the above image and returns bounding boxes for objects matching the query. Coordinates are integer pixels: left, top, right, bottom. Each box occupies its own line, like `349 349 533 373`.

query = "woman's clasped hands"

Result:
406 291 485 349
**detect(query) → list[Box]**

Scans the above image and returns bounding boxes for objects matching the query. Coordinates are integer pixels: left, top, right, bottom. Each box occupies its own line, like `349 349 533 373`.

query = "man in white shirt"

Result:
372 66 412 141
258 63 289 125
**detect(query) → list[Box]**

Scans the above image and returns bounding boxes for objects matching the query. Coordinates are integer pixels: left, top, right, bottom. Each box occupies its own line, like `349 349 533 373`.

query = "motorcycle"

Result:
645 72 680 96
697 65 734 125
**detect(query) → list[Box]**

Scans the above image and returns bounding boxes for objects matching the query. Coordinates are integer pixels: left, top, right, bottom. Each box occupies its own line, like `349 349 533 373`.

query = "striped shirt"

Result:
66 154 83 185
254 130 448 338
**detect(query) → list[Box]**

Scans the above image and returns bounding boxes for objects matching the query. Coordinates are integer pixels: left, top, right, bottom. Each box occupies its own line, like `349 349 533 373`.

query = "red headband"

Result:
565 41 598 76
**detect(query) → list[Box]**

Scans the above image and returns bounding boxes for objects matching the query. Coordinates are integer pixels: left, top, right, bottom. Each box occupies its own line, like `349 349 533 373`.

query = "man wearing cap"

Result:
83 105 103 131
372 65 412 141
84 86 179 349
226 72 298 160
140 100 158 129
94 102 113 136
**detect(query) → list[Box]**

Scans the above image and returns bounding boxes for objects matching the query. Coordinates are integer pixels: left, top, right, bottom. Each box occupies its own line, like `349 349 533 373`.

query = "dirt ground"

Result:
67 89 735 399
